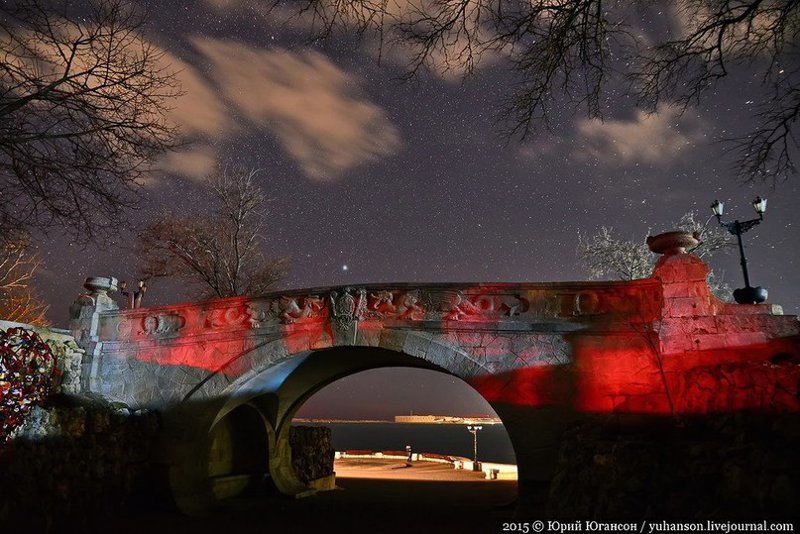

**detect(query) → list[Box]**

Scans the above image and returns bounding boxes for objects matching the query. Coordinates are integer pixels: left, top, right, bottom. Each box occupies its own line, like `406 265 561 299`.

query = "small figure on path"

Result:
405 444 413 467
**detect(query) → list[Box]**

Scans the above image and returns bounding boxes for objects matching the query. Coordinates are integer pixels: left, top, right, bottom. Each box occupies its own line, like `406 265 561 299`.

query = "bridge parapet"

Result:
95 280 663 346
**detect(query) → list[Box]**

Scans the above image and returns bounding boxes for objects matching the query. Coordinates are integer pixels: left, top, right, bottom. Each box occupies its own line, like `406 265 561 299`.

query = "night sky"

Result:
29 1 800 419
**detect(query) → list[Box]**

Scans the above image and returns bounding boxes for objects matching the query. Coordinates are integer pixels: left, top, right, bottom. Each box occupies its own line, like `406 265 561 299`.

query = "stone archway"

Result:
165 344 566 516
207 402 272 500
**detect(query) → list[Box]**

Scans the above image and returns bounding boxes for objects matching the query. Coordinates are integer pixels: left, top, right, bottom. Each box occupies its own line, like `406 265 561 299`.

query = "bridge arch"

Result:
206 401 272 500
165 338 557 516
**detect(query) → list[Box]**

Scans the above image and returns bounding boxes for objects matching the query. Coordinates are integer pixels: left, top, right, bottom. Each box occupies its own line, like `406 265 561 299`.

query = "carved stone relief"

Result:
107 284 656 343
330 288 366 330
328 288 366 343
440 291 530 321
116 313 186 338
394 290 426 320
364 290 395 318
273 295 326 323
205 305 260 329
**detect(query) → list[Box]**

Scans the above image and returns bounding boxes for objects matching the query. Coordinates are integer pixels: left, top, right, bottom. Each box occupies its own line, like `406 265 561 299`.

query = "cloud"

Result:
518 136 566 161
668 0 781 53
203 0 239 9
161 55 235 138
373 0 504 82
144 37 399 183
157 144 219 182
131 47 236 185
574 106 705 166
192 38 402 181
365 35 502 83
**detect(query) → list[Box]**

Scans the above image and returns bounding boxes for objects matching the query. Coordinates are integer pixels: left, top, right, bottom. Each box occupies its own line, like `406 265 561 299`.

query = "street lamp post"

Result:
466 425 482 471
710 197 768 304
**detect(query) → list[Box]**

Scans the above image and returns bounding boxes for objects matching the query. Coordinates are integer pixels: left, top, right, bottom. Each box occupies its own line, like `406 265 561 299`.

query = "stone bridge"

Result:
52 249 800 513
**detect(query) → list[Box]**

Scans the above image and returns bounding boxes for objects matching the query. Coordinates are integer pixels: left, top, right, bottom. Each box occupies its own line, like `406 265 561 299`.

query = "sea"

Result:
297 422 517 465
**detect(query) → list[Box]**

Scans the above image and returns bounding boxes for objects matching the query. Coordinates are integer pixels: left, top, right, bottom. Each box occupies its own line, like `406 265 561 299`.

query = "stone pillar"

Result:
648 232 714 315
68 276 119 394
491 403 579 516
269 425 308 496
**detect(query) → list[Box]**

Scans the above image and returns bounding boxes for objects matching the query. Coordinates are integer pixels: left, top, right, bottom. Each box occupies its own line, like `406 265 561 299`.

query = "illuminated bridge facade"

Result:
67 250 800 513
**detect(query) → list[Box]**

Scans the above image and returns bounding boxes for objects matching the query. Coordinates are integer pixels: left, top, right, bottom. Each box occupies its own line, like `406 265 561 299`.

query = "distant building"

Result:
395 415 440 423
394 415 501 424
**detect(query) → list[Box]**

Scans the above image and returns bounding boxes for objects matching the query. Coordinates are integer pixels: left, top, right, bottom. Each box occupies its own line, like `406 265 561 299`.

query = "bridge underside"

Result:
162 345 580 514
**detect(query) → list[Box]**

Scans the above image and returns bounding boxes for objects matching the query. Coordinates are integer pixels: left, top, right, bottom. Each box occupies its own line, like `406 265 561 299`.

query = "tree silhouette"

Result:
138 167 288 300
0 0 180 242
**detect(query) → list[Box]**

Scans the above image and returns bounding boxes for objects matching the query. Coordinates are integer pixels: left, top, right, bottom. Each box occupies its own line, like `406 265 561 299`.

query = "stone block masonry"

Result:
0 397 161 531
547 412 800 519
290 426 335 485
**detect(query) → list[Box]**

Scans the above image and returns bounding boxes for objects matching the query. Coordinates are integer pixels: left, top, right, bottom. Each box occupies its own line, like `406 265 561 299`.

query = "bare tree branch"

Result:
578 226 655 281
0 238 49 325
0 0 181 242
137 167 289 300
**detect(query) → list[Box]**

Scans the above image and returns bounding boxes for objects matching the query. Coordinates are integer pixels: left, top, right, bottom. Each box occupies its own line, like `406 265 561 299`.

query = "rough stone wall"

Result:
0 397 161 530
672 357 800 413
45 333 84 395
547 413 800 519
289 425 334 484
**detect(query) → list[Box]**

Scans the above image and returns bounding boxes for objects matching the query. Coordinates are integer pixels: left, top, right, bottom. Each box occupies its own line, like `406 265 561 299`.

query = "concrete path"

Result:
335 458 491 481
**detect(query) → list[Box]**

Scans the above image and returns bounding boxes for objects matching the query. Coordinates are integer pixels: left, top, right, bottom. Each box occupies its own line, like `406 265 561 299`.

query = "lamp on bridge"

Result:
466 425 483 471
710 197 768 304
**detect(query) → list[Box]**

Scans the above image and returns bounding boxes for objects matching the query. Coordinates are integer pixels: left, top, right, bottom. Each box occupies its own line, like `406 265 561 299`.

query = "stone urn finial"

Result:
83 276 119 296
646 231 701 256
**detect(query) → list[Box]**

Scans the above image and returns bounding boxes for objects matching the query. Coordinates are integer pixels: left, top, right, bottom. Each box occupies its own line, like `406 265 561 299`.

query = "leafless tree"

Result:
278 0 800 181
0 239 49 325
578 227 655 281
138 167 289 300
0 0 180 242
578 211 734 300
